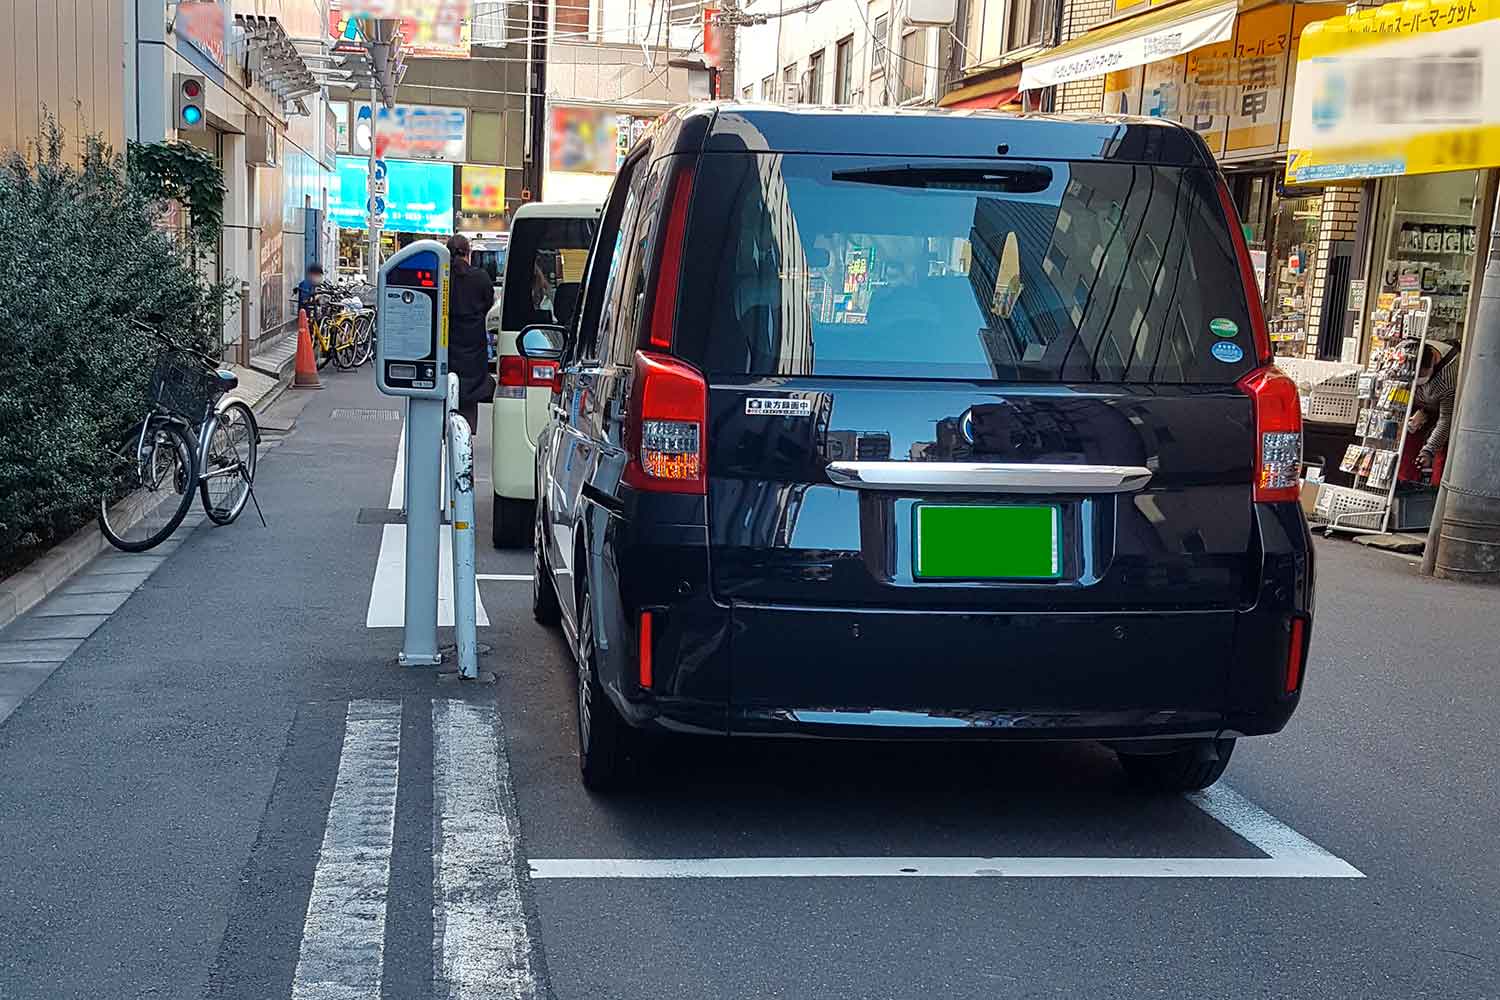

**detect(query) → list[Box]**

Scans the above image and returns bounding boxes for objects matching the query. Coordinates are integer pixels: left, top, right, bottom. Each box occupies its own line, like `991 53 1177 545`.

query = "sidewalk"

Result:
0 359 292 636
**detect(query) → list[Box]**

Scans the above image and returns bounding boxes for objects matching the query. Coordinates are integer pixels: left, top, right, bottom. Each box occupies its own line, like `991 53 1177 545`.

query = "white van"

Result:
489 202 601 547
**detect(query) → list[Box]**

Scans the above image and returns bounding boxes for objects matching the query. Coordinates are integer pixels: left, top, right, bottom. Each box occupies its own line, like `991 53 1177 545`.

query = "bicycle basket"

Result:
150 351 220 422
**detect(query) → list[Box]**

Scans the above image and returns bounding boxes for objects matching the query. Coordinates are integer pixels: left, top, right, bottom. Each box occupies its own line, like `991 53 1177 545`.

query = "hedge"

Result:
0 121 228 570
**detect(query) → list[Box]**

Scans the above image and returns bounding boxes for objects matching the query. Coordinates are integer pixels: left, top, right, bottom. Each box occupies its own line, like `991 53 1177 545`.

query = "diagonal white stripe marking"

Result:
292 700 403 1000
433 701 539 1000
1187 783 1364 875
529 785 1363 881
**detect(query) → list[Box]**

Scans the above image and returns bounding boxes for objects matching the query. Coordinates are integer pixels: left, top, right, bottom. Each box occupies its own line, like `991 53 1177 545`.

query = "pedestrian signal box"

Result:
377 240 450 398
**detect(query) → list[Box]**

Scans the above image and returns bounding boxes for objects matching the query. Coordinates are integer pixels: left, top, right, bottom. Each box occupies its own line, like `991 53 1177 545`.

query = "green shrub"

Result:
0 120 230 567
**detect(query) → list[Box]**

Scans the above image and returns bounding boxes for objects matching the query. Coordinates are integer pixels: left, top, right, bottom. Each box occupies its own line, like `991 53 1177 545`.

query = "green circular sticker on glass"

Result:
1209 318 1239 338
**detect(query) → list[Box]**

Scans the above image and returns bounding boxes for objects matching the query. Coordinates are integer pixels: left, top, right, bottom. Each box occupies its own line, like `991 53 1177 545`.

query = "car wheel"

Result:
491 494 533 549
1117 738 1235 792
532 505 561 627
575 587 637 793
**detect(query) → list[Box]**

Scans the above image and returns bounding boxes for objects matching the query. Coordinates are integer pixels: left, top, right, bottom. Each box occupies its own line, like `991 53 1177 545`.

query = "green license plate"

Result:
914 504 1062 580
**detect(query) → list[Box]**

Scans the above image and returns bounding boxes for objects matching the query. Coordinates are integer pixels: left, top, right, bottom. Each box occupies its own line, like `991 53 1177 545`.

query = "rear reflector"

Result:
623 350 707 494
639 610 654 689
647 164 696 351
1239 365 1303 503
1215 176 1272 365
1285 616 1308 694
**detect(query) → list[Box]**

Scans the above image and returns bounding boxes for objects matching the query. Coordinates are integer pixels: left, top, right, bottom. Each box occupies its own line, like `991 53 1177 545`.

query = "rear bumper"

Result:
490 392 536 500
602 503 1313 743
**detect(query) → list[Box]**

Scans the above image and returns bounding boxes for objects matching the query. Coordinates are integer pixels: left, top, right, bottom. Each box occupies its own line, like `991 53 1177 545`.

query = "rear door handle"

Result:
825 461 1153 494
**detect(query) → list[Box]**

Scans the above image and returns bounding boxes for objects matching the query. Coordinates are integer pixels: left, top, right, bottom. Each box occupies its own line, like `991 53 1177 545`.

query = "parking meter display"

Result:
384 288 434 365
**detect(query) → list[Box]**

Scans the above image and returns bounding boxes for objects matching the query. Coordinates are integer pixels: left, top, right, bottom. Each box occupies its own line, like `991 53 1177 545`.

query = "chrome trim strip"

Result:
825 461 1153 494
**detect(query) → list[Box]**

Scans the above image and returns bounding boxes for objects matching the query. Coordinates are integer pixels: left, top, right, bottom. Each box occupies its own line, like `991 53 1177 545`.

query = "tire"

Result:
352 314 375 367
99 420 198 552
532 502 561 627
313 323 332 370
199 401 259 525
1117 738 1236 792
332 317 359 369
575 588 639 793
491 493 533 548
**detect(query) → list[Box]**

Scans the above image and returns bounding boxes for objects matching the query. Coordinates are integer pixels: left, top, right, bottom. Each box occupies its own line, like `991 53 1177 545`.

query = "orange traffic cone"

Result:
291 308 323 390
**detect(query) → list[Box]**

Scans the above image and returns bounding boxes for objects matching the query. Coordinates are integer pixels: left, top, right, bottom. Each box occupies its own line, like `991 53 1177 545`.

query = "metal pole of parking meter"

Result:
447 374 479 680
375 240 451 667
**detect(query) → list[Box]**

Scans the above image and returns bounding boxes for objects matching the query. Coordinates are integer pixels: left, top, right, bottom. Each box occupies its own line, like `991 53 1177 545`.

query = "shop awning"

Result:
945 88 1021 110
939 65 1023 109
1019 0 1237 91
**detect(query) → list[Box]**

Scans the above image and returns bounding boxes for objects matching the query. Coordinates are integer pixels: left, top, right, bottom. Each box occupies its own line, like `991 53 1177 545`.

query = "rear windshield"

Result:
501 217 596 331
471 248 507 284
676 154 1256 383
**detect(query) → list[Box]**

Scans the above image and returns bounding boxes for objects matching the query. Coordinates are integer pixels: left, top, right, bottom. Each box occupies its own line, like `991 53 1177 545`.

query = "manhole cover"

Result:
331 408 401 421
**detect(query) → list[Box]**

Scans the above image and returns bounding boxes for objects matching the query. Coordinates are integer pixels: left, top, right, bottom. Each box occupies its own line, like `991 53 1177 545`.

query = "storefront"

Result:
1283 0 1500 531
1022 0 1344 357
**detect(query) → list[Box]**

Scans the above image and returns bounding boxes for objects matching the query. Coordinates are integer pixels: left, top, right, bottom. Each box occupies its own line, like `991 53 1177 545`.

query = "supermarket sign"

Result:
1286 0 1500 183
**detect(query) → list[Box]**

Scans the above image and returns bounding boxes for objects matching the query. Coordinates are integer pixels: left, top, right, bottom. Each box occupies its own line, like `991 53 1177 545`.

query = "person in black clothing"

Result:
446 235 496 433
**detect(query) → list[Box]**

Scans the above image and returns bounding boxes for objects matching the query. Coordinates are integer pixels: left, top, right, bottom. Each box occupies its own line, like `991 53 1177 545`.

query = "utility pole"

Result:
1426 181 1500 583
525 0 549 201
718 4 737 97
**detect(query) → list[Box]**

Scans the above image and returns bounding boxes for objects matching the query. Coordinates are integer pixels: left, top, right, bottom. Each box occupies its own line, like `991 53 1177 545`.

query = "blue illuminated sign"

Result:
330 156 454 235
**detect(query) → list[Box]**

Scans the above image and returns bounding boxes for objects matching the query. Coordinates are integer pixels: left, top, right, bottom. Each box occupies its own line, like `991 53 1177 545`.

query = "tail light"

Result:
1215 176 1272 365
646 163 696 351
623 350 706 494
498 355 558 397
1284 615 1309 694
1239 365 1303 503
638 610 655 689
497 354 526 399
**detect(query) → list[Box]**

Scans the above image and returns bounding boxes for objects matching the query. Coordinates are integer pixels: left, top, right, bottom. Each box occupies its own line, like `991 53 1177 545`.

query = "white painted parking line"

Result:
365 525 492 628
477 574 533 582
366 418 490 629
292 700 402 1000
432 700 541 1000
528 784 1363 881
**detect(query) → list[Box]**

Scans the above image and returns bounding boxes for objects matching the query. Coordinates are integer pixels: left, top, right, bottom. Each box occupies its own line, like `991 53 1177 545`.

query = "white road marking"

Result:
477 574 533 582
291 700 403 1000
365 525 492 628
432 701 540 1000
529 784 1363 881
388 417 407 509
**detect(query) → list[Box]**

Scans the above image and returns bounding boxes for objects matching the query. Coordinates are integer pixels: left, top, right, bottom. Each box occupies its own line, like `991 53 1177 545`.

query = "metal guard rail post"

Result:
445 374 479 681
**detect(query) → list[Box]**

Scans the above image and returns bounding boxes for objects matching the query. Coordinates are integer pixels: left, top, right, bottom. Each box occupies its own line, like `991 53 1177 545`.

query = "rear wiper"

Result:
830 164 1053 194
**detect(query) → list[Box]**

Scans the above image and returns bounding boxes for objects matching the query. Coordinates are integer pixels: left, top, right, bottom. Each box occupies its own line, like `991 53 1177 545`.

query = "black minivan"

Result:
519 106 1313 793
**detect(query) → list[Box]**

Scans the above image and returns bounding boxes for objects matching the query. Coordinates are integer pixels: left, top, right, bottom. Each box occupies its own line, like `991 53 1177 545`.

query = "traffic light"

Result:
175 73 207 131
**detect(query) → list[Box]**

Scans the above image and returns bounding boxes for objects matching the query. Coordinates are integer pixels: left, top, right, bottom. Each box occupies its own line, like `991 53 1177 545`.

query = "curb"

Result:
0 372 292 632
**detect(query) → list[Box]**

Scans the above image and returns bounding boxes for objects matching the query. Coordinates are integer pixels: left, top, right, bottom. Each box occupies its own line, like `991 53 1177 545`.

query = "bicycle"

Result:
305 283 374 370
98 322 264 552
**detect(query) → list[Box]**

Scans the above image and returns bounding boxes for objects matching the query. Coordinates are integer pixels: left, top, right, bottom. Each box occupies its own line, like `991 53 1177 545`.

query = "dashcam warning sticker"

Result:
746 397 813 417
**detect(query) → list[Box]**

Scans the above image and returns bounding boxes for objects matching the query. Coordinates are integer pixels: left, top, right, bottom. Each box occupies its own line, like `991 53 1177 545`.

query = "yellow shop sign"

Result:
1286 0 1500 183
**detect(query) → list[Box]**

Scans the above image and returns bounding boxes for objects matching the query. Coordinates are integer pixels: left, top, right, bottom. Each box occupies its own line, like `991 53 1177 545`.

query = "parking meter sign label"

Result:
383 288 434 361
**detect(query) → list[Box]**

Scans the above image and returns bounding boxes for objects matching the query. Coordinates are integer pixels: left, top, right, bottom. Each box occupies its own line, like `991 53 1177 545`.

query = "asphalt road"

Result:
0 372 1495 1000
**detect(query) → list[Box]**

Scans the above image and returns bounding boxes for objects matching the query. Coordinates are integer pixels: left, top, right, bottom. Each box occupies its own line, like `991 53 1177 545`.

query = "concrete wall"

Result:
0 0 129 156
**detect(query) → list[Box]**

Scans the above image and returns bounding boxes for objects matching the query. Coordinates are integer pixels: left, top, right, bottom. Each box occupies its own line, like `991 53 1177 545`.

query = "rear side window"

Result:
675 154 1256 383
501 216 597 331
471 248 507 283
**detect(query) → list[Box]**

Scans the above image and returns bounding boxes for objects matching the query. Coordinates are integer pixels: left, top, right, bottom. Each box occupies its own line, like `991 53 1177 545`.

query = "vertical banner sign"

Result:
704 8 722 67
1185 38 1234 156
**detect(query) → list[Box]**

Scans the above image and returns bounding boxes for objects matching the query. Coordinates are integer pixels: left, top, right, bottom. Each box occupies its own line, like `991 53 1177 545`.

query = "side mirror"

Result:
517 324 565 361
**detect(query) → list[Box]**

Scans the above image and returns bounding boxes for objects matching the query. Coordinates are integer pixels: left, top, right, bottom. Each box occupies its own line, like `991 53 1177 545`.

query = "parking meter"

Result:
377 240 450 396
377 240 451 667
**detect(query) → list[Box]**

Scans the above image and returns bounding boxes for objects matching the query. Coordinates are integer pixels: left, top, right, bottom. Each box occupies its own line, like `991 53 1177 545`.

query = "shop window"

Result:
807 49 825 104
1265 189 1324 356
898 30 925 103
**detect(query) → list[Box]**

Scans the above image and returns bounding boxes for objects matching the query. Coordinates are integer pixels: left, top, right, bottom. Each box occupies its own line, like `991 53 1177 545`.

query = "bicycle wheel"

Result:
353 313 375 367
313 320 333 370
99 420 198 552
332 316 359 369
199 401 259 525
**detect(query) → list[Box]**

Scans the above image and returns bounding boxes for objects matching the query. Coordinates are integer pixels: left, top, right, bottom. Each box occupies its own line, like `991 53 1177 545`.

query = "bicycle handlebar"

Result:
131 319 222 370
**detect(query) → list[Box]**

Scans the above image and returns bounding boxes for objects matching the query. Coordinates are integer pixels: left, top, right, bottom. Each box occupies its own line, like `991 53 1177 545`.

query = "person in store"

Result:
446 234 496 435
1399 338 1461 484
